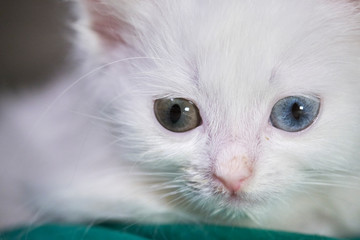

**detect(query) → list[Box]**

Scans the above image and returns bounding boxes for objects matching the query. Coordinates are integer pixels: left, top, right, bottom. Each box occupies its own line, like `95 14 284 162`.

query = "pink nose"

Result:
213 157 252 192
214 173 250 192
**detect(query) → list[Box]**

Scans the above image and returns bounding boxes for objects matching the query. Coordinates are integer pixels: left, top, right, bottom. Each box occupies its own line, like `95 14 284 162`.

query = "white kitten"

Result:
1 0 360 237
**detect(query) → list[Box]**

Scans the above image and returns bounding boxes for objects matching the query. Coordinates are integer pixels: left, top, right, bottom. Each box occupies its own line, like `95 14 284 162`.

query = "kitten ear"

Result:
79 0 149 48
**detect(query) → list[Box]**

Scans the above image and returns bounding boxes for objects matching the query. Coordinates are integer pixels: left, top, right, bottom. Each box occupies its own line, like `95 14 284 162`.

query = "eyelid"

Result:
273 93 321 104
152 95 200 106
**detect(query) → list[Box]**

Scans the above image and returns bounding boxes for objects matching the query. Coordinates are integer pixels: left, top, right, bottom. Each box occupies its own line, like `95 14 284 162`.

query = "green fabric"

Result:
1 224 358 240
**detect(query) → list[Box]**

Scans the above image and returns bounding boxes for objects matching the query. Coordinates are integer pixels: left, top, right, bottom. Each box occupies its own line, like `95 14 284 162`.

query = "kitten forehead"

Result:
194 1 358 86
134 0 359 96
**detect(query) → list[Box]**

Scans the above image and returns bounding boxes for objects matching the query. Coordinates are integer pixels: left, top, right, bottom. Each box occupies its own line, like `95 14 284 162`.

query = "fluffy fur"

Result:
1 0 360 237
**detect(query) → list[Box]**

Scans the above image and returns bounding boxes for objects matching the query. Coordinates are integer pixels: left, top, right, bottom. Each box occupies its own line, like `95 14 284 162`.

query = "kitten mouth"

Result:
212 185 248 203
212 182 249 203
229 191 239 197
225 191 247 202
211 185 262 207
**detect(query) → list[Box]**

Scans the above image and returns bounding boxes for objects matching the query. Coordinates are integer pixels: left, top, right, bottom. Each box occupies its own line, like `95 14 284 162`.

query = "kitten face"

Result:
83 0 360 224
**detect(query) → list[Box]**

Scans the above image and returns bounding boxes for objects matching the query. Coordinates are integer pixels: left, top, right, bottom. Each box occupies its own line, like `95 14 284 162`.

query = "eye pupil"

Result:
169 104 182 123
154 98 202 132
270 96 320 132
291 103 303 120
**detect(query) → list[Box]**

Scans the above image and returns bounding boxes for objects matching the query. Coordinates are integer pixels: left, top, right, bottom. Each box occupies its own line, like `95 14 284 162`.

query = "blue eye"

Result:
270 96 320 132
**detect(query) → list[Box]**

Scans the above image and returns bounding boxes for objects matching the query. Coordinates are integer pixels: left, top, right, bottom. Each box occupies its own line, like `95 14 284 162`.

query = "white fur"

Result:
1 0 360 237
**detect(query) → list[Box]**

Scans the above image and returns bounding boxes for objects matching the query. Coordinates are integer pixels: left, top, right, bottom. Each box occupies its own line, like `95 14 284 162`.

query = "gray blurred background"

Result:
0 0 76 92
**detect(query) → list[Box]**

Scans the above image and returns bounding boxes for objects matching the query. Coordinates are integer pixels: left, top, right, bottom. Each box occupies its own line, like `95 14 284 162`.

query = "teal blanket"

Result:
1 224 357 240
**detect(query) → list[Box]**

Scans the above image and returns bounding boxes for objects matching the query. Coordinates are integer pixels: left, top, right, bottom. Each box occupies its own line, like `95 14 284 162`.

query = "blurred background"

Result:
0 0 76 92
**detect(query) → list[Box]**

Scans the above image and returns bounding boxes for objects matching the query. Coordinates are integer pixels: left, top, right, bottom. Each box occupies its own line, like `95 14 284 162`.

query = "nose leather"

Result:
214 156 252 192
